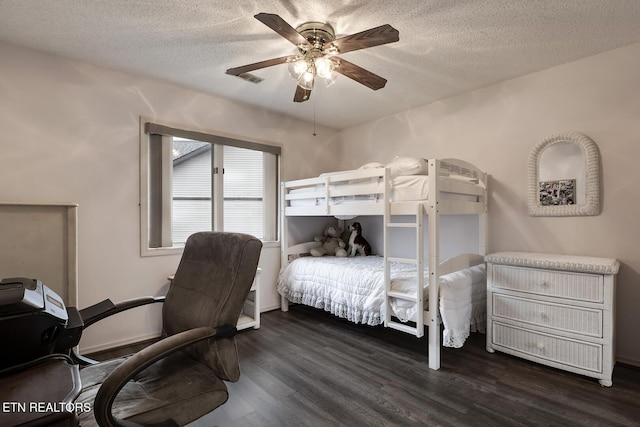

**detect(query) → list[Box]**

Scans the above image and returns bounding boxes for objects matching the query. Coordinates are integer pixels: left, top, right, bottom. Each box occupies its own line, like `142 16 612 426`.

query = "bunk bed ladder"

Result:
384 202 425 338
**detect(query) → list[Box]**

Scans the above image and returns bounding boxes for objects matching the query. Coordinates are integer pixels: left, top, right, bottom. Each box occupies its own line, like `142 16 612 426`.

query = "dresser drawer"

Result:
492 265 603 303
492 294 603 337
492 322 602 372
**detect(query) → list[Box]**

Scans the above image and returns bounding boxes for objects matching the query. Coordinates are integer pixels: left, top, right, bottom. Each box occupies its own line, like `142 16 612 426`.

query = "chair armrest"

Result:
93 324 237 427
80 296 166 329
71 296 166 366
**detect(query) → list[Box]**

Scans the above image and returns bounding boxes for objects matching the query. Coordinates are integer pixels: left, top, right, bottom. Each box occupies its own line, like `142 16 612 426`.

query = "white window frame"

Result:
139 117 281 257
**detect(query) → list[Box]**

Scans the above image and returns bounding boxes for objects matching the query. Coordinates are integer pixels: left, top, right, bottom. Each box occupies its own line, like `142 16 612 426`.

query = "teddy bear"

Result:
310 225 348 257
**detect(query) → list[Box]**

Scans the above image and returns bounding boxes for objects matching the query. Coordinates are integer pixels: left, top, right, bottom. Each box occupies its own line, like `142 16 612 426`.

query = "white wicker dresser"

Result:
485 251 619 386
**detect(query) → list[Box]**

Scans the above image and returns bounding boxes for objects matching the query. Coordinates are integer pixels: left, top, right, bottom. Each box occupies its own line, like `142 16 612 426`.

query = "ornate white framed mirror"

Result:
528 132 600 216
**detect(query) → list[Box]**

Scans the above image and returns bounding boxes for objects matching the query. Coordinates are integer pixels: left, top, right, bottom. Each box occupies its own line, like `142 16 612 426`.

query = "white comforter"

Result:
277 256 486 348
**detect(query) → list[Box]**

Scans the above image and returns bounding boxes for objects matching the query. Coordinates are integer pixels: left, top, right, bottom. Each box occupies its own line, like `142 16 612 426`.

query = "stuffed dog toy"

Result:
348 222 371 256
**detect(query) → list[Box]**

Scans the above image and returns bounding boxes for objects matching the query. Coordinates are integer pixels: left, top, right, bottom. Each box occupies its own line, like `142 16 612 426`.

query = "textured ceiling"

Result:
2 0 640 129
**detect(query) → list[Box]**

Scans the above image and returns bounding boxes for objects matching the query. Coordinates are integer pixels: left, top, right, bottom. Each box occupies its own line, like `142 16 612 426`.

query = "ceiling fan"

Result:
226 13 399 103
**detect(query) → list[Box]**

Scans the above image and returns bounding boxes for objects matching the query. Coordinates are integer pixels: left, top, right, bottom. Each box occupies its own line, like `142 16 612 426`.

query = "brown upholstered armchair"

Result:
75 231 262 427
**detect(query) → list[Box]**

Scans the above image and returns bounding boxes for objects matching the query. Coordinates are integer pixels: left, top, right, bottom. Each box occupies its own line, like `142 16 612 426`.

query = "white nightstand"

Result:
486 252 619 386
237 267 261 331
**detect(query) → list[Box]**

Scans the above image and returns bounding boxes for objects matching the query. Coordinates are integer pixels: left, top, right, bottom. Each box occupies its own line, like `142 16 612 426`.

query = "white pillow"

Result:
358 161 385 169
386 156 429 177
348 162 386 184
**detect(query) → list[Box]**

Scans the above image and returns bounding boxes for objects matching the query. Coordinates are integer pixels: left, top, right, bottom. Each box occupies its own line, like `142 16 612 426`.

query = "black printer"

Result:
0 277 83 369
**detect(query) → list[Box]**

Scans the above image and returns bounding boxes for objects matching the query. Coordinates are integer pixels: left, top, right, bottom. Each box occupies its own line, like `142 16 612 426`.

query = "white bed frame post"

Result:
383 167 391 329
415 202 425 336
479 170 488 257
427 159 441 370
280 182 289 312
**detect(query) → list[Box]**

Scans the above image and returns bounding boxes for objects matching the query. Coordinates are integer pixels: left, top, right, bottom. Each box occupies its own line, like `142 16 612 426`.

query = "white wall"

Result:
0 41 338 352
336 42 640 366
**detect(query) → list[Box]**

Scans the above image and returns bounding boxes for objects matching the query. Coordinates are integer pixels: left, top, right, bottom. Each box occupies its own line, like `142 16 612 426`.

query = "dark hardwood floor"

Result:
189 306 640 427
90 306 640 426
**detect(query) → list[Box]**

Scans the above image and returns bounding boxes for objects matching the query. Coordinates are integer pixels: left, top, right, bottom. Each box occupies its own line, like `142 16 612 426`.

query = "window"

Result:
140 120 280 256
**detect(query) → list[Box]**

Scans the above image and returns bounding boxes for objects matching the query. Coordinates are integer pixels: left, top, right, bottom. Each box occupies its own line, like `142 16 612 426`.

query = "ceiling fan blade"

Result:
294 85 311 103
255 13 309 47
226 55 295 76
331 24 399 54
331 58 387 90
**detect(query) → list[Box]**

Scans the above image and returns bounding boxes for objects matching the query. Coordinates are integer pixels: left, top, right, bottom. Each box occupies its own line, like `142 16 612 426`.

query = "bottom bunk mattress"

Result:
277 256 486 348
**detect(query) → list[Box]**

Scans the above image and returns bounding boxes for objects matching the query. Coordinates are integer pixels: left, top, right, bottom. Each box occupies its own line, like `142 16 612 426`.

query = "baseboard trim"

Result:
261 304 281 312
617 356 640 369
80 332 162 355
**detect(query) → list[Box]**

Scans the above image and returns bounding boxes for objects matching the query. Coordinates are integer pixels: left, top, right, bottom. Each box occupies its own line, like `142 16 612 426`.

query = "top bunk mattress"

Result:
288 174 477 207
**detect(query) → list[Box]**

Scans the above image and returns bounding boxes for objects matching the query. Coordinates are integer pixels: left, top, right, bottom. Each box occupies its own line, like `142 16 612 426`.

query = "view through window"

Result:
171 139 265 244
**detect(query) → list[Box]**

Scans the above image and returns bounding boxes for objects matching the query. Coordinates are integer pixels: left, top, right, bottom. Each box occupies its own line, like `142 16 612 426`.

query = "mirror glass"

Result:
538 142 584 206
528 132 600 216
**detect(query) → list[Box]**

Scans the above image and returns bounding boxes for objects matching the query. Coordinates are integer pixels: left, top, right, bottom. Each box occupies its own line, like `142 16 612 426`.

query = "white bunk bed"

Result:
279 158 488 370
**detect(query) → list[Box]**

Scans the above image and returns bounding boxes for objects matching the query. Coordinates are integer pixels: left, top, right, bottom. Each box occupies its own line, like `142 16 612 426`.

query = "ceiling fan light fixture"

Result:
322 70 339 88
314 56 334 79
288 52 337 90
287 56 308 80
297 69 315 90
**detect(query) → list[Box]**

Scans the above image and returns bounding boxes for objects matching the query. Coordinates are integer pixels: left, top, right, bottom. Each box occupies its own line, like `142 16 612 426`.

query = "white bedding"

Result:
288 174 478 207
289 175 429 205
277 256 486 348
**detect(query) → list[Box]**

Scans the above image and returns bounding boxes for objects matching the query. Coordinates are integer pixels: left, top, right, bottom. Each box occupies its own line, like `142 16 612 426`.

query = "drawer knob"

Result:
536 342 545 350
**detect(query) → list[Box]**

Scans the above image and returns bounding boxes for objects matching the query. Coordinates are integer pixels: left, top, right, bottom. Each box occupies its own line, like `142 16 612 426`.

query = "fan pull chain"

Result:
313 93 317 136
